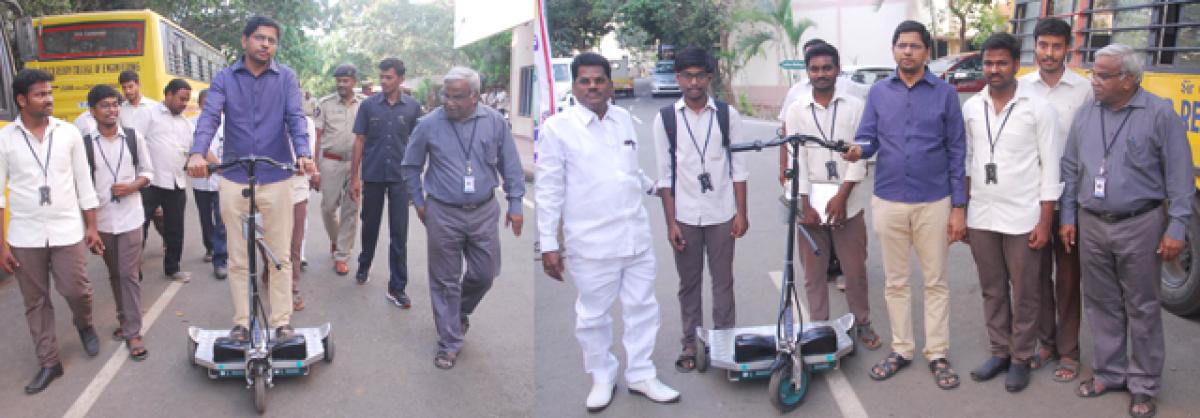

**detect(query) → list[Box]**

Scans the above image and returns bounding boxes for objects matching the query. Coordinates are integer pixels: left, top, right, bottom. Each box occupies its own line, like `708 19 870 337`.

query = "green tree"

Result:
615 0 723 50
545 0 618 55
947 0 992 51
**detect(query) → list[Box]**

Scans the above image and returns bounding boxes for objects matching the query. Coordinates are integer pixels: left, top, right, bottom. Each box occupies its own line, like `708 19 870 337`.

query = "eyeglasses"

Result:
440 92 475 103
1089 71 1124 81
251 34 278 45
678 72 711 82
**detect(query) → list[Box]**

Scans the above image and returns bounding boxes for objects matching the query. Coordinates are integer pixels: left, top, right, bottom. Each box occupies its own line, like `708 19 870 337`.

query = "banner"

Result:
453 0 532 49
532 0 555 162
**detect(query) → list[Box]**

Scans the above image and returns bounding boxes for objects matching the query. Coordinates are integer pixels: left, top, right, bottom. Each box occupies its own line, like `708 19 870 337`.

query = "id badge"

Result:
1093 176 1106 199
39 185 51 206
463 175 476 194
825 160 839 180
984 163 998 185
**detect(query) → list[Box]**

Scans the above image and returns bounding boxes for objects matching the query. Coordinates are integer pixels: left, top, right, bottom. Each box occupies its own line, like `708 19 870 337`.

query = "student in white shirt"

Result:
84 85 155 361
133 79 194 282
783 43 881 350
961 33 1061 393
1017 18 1093 382
652 47 748 372
0 69 104 394
188 89 229 279
537 53 679 412
117 70 159 129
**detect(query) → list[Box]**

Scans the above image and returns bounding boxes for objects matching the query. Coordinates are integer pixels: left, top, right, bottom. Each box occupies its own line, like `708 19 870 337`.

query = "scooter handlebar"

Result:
205 156 297 174
728 134 850 153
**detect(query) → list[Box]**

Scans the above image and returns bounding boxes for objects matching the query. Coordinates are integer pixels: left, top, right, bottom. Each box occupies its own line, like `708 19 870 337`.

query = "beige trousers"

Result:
220 177 295 328
871 196 951 361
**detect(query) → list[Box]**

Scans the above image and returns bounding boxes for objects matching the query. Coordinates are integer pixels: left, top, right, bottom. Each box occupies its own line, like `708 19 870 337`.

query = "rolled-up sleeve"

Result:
1160 103 1194 240
535 125 566 253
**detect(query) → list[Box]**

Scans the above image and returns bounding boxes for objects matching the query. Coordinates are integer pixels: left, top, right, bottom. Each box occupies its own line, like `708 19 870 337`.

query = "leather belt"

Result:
1083 200 1162 224
322 151 347 161
428 193 494 210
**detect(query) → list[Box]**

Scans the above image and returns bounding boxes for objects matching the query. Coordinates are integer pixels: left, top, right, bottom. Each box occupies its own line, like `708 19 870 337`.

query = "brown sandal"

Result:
674 347 697 373
1054 358 1080 382
856 323 882 350
126 336 148 361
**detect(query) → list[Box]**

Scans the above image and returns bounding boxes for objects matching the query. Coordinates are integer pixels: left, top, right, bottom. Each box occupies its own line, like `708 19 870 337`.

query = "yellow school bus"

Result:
21 9 222 122
1012 0 1200 316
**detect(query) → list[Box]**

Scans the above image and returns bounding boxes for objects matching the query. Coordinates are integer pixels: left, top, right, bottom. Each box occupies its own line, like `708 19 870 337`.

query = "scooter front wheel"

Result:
768 355 810 413
253 364 268 414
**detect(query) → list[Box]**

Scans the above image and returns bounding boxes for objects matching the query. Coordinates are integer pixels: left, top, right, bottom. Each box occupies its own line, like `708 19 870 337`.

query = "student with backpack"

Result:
651 46 749 372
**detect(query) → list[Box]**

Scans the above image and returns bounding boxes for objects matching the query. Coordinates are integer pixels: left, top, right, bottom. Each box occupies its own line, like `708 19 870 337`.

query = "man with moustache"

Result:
1018 18 1092 382
843 20 967 390
1060 43 1192 418
960 33 1061 393
537 52 680 411
313 64 364 276
652 46 749 372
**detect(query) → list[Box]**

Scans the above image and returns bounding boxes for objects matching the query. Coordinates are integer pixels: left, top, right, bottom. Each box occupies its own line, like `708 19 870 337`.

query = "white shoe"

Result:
627 378 680 403
585 380 615 412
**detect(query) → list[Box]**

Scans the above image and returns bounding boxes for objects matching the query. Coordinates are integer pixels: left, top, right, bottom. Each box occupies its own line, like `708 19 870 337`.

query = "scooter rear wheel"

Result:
253 364 268 414
768 356 810 413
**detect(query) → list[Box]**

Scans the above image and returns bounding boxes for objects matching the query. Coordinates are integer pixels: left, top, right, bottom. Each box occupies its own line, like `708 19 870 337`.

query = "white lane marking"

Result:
62 280 185 418
632 115 644 125
769 271 869 418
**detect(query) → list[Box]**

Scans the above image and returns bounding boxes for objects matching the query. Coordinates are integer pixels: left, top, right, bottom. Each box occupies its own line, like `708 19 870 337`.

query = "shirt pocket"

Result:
481 137 499 167
1125 134 1159 173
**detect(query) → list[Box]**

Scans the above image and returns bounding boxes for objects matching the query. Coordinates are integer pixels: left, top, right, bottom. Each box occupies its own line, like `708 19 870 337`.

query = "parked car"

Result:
651 60 680 97
843 65 894 85
930 52 985 93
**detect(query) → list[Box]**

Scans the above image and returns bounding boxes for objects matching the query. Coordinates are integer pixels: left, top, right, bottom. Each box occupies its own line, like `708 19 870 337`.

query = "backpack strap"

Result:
659 105 678 197
82 134 97 184
123 127 139 168
715 100 733 177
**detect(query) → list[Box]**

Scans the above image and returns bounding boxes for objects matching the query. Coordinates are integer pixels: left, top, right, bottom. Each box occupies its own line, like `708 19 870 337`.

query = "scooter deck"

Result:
188 323 331 379
698 313 855 375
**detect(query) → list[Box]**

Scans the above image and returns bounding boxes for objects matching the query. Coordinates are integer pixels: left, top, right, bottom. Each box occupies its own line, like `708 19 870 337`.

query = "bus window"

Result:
1012 0 1043 65
39 21 144 60
1083 1 1200 69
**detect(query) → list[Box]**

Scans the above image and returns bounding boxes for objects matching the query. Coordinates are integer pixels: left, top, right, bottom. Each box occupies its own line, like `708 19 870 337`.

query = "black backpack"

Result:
660 101 731 197
82 127 139 183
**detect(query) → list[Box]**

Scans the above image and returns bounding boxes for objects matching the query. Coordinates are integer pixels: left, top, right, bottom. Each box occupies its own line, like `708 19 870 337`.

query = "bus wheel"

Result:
1161 194 1200 317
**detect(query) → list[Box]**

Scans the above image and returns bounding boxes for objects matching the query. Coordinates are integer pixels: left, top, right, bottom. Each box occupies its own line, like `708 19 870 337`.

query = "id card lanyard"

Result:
19 128 55 206
680 107 716 193
810 101 840 180
95 133 126 202
982 100 1016 185
1094 107 1134 199
453 117 480 194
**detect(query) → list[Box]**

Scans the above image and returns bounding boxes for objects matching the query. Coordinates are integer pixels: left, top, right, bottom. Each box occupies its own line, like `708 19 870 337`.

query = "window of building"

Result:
518 65 534 118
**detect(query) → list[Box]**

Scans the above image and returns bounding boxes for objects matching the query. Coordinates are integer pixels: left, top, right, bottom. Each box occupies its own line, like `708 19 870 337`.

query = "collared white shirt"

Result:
119 96 158 129
89 127 154 234
777 76 869 121
0 117 100 247
134 103 193 189
784 91 870 218
653 97 748 226
291 115 317 203
1019 69 1092 149
963 85 1062 234
187 115 223 191
536 104 655 259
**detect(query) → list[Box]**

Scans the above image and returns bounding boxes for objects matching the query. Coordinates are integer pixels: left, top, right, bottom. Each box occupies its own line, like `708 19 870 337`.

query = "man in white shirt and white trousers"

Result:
961 34 1061 393
0 69 105 394
537 52 680 412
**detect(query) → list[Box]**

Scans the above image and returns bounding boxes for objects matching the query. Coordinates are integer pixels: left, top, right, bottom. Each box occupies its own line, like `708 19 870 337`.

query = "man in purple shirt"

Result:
843 20 966 390
185 16 316 342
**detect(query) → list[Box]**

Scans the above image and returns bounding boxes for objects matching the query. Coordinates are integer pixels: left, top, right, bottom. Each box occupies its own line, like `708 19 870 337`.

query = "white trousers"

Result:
568 249 660 384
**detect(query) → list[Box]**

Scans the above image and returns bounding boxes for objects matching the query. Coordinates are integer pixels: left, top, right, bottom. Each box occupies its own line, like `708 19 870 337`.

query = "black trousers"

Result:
142 185 187 275
358 181 409 293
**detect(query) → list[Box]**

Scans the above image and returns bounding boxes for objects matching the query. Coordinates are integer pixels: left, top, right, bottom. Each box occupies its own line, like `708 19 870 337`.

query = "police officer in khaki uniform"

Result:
312 64 364 275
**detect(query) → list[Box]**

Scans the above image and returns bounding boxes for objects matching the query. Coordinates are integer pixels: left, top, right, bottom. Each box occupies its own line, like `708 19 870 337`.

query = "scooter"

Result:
693 133 857 413
185 156 333 415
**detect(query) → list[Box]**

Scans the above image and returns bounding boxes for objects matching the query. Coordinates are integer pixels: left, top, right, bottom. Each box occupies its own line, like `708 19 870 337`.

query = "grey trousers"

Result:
426 197 502 353
100 229 144 339
799 213 870 323
673 219 736 348
1079 208 1166 396
318 158 358 262
967 228 1041 361
12 241 93 367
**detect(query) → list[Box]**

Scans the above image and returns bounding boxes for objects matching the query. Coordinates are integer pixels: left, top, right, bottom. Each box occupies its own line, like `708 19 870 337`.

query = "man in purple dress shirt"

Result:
843 20 967 390
185 16 316 342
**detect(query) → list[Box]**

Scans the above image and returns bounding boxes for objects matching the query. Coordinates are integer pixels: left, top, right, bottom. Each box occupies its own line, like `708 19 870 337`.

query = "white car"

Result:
842 65 893 85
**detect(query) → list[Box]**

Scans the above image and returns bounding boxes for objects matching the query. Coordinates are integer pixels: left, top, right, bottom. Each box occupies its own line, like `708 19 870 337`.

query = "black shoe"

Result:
1006 361 1031 392
970 356 1010 382
386 290 411 309
461 315 470 335
24 363 63 394
356 271 370 285
275 324 295 340
228 325 250 342
78 326 100 357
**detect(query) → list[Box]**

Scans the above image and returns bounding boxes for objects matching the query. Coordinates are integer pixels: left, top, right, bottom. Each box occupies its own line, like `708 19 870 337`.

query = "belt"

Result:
322 150 347 161
428 193 494 210
1083 200 1162 224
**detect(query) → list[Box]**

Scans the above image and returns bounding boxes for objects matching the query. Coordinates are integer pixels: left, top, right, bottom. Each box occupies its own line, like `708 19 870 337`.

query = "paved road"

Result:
534 78 1200 418
0 181 534 417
